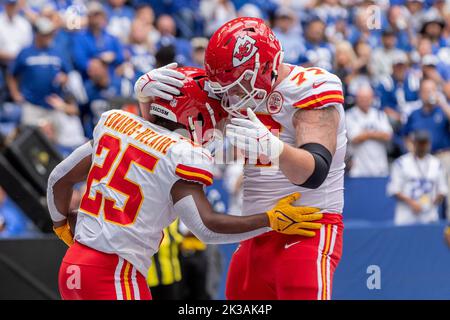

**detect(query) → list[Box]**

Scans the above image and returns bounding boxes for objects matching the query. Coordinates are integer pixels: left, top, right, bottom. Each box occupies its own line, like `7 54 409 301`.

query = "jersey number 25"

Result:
79 134 159 226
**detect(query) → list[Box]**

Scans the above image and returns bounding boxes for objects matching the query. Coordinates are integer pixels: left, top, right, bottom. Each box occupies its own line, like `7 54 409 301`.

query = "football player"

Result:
143 18 347 300
47 66 323 300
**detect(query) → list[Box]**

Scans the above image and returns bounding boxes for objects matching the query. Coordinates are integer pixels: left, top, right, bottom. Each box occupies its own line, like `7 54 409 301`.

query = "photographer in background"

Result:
388 131 447 226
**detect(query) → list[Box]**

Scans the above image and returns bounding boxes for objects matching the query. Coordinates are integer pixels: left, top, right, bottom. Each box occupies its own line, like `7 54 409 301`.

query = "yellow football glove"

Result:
266 192 323 237
53 222 74 247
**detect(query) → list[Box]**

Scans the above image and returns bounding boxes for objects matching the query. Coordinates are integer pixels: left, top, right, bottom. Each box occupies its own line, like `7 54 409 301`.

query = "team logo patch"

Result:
232 35 258 67
266 91 283 114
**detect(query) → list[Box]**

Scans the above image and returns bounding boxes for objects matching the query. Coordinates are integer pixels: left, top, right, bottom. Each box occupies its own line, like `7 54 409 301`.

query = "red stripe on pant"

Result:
58 241 152 300
226 213 343 300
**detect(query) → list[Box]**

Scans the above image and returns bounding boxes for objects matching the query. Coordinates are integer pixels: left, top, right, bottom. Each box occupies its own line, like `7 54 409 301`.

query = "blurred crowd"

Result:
0 1 449 234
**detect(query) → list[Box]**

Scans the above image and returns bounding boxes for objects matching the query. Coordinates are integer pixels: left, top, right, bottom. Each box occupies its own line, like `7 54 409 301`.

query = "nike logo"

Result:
312 81 327 89
284 240 302 249
140 74 154 92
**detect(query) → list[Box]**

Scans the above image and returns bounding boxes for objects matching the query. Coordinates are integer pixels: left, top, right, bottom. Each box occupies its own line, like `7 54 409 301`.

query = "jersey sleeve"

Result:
292 69 344 110
172 143 214 187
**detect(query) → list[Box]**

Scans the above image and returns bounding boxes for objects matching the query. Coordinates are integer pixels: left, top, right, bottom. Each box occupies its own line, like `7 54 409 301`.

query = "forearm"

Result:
394 192 414 205
283 107 338 187
368 131 392 142
279 144 315 185
6 75 22 101
175 195 270 243
204 211 269 234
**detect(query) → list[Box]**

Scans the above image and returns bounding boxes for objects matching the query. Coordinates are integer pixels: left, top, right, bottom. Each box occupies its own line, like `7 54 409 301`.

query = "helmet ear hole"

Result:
197 112 204 125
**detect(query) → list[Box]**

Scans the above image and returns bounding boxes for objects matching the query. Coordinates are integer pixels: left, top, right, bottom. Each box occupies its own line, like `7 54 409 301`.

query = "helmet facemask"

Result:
208 53 267 118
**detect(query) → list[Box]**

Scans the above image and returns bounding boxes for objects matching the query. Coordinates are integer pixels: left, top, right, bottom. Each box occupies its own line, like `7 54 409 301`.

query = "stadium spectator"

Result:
376 51 421 125
419 9 446 54
122 19 156 82
81 58 133 137
403 79 450 155
190 37 208 68
411 36 433 68
72 1 124 78
333 41 359 108
0 0 33 66
370 28 403 80
171 0 204 39
200 0 236 37
388 130 447 226
347 7 382 49
345 41 373 106
155 14 192 66
105 0 135 44
134 4 160 46
420 54 446 85
236 3 263 19
39 3 74 67
386 5 413 52
7 17 71 126
346 86 393 177
405 0 426 32
298 16 333 71
272 7 304 65
313 0 348 28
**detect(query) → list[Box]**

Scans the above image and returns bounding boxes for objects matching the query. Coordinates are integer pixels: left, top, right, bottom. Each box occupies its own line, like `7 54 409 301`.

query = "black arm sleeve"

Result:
296 143 333 189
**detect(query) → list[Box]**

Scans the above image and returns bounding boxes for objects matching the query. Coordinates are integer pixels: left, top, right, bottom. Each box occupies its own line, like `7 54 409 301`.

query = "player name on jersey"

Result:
104 111 177 155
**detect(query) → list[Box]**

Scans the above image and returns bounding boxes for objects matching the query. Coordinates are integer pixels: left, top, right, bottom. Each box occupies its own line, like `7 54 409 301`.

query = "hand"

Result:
12 93 25 104
46 94 66 112
99 51 116 64
53 222 74 247
53 72 68 86
266 192 323 237
226 108 284 161
408 199 423 215
134 62 185 102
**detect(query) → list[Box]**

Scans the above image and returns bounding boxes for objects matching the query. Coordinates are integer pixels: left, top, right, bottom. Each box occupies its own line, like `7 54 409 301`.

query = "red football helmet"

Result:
205 17 283 118
150 67 227 147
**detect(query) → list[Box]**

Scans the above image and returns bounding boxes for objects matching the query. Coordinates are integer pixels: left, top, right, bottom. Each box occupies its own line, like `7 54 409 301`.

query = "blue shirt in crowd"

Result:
82 75 133 137
72 29 124 76
376 71 421 111
10 44 72 109
403 106 450 153
297 40 334 71
125 44 155 81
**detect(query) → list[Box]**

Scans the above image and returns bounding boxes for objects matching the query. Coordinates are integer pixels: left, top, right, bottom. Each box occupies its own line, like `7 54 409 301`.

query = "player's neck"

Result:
272 63 292 89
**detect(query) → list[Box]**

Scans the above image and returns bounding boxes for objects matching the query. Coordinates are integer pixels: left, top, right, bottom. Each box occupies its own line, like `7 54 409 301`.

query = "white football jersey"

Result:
242 65 347 215
74 110 214 276
387 152 448 225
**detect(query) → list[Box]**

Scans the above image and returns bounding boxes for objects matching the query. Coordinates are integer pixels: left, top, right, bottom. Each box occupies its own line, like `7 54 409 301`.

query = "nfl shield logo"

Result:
266 91 283 114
